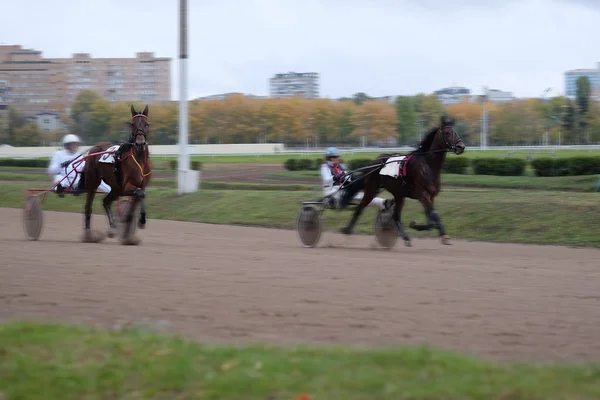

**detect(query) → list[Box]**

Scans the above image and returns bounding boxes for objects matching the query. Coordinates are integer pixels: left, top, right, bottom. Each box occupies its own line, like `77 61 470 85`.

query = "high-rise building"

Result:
433 86 471 105
269 72 319 99
0 45 171 115
564 64 600 98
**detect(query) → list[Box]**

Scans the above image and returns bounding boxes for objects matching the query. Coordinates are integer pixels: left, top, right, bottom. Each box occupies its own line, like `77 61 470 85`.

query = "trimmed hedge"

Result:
471 158 526 176
531 156 600 177
444 157 470 174
0 158 49 168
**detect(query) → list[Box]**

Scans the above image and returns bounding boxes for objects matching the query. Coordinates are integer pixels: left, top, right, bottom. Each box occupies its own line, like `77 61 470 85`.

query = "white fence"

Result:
0 143 599 159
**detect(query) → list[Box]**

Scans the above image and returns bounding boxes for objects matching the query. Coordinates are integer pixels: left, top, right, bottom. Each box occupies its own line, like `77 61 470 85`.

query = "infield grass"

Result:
1 322 600 400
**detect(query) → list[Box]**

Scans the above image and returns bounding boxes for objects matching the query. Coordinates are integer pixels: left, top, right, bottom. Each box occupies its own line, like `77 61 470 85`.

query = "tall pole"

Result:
178 0 190 193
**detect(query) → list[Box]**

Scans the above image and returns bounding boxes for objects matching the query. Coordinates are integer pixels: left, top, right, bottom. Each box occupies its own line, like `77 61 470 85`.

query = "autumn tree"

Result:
445 101 485 146
394 96 419 145
12 122 42 146
351 100 396 145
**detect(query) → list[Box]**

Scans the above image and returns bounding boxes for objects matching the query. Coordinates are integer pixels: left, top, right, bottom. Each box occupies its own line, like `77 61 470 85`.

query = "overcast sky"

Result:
2 0 598 100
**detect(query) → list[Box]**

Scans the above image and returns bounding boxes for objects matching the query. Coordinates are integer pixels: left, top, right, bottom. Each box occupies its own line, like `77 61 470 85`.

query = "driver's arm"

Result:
47 152 62 175
321 164 334 187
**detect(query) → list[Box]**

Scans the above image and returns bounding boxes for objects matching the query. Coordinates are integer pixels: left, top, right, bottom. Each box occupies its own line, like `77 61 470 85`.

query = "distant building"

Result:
0 45 172 115
27 111 64 132
194 92 268 101
269 72 319 99
485 89 514 103
0 104 8 141
433 86 471 105
564 64 600 98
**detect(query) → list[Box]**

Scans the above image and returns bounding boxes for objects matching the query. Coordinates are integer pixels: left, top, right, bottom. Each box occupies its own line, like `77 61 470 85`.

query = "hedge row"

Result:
0 158 49 168
282 157 473 175
531 157 600 177
282 156 600 177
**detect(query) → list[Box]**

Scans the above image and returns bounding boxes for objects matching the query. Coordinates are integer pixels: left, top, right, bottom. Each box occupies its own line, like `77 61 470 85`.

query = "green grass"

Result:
271 171 600 192
1 322 600 400
4 183 600 247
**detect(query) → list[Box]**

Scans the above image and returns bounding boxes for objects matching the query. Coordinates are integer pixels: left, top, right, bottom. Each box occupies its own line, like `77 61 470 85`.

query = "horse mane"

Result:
410 126 439 155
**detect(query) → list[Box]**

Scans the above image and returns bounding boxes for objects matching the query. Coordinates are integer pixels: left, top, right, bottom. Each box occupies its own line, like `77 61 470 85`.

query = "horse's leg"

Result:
390 194 411 247
102 189 120 238
82 189 105 243
340 176 378 235
99 169 120 238
409 192 450 245
119 181 143 245
138 197 147 229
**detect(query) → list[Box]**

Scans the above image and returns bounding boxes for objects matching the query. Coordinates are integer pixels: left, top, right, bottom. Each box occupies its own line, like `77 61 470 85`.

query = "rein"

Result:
121 147 152 177
339 127 460 187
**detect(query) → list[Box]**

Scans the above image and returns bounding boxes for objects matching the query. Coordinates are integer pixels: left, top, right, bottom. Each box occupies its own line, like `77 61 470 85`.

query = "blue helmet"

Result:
325 147 340 158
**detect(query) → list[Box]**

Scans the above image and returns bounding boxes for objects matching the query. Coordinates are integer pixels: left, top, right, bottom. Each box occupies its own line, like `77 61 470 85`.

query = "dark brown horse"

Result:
82 104 153 244
340 116 465 246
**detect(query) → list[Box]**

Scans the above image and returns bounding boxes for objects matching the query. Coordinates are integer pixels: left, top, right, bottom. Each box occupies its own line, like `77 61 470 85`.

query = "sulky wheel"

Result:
116 198 138 244
23 195 44 241
374 208 398 249
296 205 322 248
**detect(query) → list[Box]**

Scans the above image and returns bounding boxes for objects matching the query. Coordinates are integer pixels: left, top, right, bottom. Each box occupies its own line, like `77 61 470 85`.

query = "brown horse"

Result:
82 104 153 244
339 116 465 246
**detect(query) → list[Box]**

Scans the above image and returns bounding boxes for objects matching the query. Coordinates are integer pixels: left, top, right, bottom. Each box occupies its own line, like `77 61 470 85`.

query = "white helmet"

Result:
63 134 81 145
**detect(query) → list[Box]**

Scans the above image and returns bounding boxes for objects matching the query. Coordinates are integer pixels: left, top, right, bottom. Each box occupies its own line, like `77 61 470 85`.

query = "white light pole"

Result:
177 0 199 194
480 86 488 150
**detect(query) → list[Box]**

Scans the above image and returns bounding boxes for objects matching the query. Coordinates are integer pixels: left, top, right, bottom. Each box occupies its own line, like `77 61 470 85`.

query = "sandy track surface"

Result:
2 207 599 362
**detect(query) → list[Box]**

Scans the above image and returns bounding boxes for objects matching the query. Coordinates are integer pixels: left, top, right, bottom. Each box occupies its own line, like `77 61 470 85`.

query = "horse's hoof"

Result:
138 222 146 230
82 229 106 243
107 228 116 238
404 240 412 247
122 235 141 246
409 220 417 229
340 227 352 235
441 235 451 245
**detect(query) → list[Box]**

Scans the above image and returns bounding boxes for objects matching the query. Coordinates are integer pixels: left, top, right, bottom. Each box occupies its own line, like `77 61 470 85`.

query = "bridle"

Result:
130 113 149 151
437 124 463 154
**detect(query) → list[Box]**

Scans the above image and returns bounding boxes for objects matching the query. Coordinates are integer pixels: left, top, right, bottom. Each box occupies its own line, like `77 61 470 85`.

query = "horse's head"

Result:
437 116 465 155
128 104 150 153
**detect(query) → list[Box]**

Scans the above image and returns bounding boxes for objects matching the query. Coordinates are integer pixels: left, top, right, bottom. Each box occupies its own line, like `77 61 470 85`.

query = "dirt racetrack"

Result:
2 207 600 363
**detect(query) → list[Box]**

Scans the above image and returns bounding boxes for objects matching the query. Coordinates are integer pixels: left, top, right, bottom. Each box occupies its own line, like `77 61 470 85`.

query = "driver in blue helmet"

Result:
320 147 392 210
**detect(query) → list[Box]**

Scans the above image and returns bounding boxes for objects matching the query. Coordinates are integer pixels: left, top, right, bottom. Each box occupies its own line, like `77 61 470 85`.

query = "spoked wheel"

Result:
374 209 398 249
296 205 323 248
116 198 138 244
23 195 44 241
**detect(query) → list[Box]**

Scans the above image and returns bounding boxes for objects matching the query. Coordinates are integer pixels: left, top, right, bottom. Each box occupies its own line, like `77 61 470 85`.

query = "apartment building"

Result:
194 92 268 101
0 45 171 115
434 86 471 105
564 64 600 98
269 72 319 99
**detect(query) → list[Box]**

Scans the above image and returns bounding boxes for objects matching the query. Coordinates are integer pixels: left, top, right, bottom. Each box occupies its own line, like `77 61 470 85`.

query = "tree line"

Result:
4 77 599 147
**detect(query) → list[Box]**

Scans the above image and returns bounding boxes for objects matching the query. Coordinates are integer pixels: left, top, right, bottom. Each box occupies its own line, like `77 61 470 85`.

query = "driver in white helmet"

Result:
321 147 392 210
47 134 111 196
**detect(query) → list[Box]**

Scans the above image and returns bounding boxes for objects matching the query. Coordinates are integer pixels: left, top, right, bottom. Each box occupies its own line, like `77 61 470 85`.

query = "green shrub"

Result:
169 160 177 170
347 158 373 171
296 159 313 171
0 158 49 168
471 158 526 176
531 156 600 177
444 157 470 174
191 161 203 171
565 156 600 176
314 159 323 170
284 159 299 171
